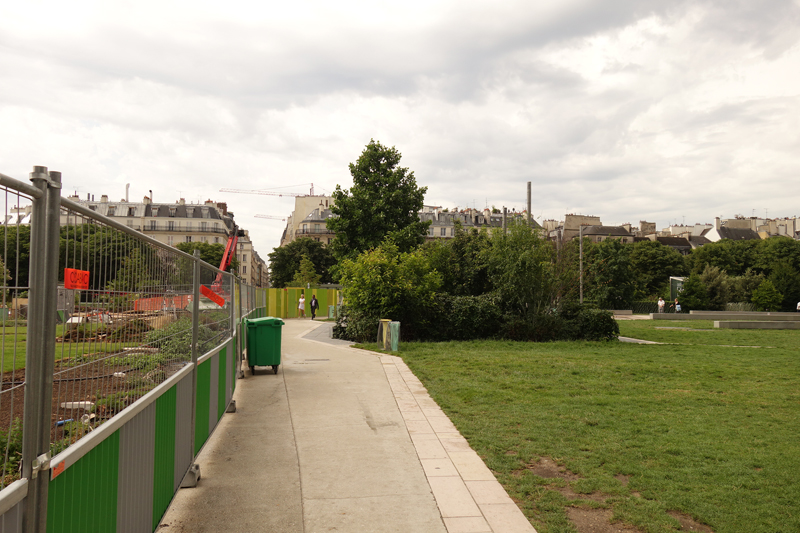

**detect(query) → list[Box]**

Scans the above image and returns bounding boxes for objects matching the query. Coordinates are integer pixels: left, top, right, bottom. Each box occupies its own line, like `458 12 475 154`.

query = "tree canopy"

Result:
176 242 238 271
328 139 430 262
268 238 335 288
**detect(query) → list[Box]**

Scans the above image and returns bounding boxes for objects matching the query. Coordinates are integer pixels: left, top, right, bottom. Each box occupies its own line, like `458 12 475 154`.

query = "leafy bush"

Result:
575 308 619 341
421 293 503 341
143 317 216 360
751 280 783 312
333 305 379 343
499 302 618 342
93 391 143 417
0 418 23 480
336 241 441 341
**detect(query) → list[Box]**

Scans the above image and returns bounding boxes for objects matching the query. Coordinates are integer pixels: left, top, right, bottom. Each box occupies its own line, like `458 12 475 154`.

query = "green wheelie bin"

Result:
245 316 285 375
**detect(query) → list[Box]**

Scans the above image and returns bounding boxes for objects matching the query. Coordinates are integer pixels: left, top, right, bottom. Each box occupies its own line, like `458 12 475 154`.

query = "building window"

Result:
168 221 175 231
169 207 176 217
201 221 207 232
89 205 97 211
150 220 156 231
186 222 192 232
243 254 247 262
127 220 134 228
167 236 174 246
242 266 247 274
214 237 219 243
428 228 434 236
440 227 446 236
107 207 115 216
185 236 192 243
128 207 136 216
202 237 208 243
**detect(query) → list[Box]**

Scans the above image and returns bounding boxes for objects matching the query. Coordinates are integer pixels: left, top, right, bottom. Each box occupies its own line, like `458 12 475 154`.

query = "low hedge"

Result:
334 296 618 343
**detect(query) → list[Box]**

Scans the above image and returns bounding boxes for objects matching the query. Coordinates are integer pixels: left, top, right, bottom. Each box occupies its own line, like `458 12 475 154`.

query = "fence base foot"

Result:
226 400 237 413
180 464 201 488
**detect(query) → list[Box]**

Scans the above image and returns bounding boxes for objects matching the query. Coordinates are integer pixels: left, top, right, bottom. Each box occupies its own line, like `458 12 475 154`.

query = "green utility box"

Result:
245 316 285 375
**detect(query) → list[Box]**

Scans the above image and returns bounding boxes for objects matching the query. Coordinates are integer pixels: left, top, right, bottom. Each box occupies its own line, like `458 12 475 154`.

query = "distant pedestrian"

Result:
310 295 319 320
657 297 665 313
298 294 306 318
797 301 800 312
673 298 681 313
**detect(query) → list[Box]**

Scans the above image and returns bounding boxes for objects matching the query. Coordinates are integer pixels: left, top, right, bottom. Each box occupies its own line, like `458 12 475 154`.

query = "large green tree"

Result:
629 240 687 298
328 140 430 262
290 255 322 288
588 238 636 310
768 262 800 311
268 238 335 288
689 239 759 276
423 223 492 297
486 222 555 319
176 241 238 271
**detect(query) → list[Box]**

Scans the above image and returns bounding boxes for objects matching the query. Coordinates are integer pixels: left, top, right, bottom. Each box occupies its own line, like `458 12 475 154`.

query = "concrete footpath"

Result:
160 319 535 533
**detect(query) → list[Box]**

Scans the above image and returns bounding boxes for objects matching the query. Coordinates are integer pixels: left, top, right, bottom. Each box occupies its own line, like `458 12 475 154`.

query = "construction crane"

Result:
219 183 315 197
254 215 286 221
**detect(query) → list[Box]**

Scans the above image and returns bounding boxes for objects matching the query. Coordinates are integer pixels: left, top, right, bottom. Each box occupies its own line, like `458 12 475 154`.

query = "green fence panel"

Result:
152 387 177 530
195 361 211 454
316 290 328 317
218 347 228 420
47 431 120 533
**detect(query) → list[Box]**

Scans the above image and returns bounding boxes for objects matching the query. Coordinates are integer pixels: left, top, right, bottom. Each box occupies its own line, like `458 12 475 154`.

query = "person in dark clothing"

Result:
310 295 319 320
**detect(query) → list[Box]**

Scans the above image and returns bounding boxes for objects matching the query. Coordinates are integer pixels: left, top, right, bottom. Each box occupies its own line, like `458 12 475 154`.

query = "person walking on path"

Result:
658 297 665 313
310 295 319 320
298 294 306 318
671 298 681 313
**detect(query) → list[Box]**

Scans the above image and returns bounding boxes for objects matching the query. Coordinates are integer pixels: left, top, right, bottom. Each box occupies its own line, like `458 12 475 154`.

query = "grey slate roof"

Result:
717 227 760 241
581 226 632 237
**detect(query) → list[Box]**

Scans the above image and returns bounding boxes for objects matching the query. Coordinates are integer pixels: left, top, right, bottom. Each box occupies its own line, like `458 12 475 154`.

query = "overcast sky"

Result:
2 0 799 258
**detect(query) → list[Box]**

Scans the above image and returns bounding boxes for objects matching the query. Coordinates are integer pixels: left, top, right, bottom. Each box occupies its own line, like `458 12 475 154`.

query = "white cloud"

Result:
1 0 799 258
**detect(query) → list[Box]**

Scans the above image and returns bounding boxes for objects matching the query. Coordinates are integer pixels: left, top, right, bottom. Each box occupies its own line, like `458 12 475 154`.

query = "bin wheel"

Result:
250 366 255 375
272 365 279 375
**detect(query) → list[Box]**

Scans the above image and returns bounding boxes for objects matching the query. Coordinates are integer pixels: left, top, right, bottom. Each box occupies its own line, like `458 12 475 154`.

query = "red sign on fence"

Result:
200 284 226 307
64 268 90 290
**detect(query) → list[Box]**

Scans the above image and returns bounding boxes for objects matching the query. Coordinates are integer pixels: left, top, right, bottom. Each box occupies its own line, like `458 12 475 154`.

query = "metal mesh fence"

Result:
49 207 214 458
0 186 33 489
196 261 233 356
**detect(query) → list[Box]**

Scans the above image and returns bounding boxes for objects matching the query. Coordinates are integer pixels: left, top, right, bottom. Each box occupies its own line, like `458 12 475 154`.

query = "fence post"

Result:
181 250 202 488
22 167 61 533
237 277 244 378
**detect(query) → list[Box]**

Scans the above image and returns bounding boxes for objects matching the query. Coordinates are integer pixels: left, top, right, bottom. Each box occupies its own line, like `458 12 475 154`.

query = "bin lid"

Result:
245 316 285 327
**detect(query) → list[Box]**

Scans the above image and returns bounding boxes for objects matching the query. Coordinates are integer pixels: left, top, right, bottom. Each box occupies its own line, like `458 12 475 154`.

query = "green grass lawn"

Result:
0 325 139 372
380 321 800 533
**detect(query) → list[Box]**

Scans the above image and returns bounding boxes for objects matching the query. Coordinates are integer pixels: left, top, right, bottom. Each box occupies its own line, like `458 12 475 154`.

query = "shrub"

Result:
0 418 23 481
143 316 216 360
751 280 783 312
423 293 503 341
333 305 379 343
499 302 618 342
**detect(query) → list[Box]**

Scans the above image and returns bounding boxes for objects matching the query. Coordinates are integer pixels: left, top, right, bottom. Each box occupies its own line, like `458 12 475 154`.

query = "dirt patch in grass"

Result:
566 508 640 533
529 457 581 480
528 458 715 533
667 511 714 532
